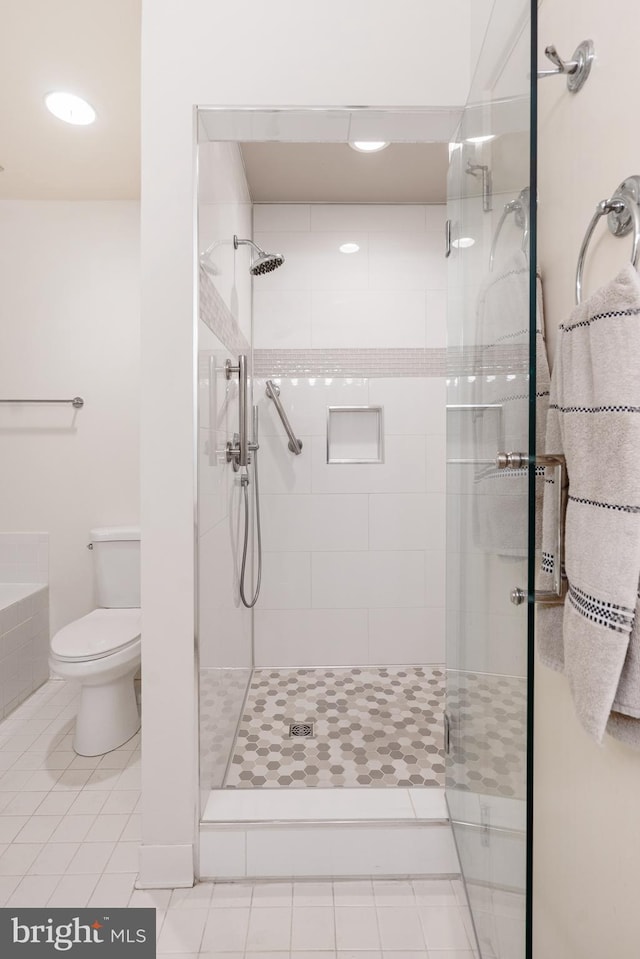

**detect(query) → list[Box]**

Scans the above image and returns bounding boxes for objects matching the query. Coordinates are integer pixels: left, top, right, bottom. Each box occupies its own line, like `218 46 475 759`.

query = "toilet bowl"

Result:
49 526 142 757
50 608 141 756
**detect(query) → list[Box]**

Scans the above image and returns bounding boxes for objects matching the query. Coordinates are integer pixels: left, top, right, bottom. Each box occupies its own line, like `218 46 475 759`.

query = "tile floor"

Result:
223 667 445 789
0 679 479 957
0 678 140 909
142 878 478 957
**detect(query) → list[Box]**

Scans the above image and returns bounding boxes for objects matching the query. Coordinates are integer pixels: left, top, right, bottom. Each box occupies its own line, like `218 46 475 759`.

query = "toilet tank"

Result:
90 526 141 608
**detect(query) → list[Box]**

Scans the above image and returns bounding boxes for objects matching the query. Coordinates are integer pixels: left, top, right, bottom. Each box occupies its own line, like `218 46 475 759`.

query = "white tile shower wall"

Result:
0 586 49 718
253 204 447 667
197 143 252 675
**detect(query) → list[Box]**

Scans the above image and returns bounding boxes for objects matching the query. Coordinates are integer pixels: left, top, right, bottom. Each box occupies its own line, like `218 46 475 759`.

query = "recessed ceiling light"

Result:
349 141 389 153
466 134 495 144
45 92 96 126
452 237 475 249
339 242 360 254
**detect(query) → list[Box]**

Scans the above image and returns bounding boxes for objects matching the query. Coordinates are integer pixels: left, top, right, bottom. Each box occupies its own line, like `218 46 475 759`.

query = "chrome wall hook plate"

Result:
538 39 594 93
608 176 640 237
566 40 594 93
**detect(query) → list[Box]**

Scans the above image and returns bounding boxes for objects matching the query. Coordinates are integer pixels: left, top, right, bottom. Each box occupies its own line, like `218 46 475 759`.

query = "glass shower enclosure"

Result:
445 2 535 958
194 1 537 952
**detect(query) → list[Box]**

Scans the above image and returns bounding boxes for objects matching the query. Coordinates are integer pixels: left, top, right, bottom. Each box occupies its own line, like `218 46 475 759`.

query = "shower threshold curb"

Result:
199 787 459 880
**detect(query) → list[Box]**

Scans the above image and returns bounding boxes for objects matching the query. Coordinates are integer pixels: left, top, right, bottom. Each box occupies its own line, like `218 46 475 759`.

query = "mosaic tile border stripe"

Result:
199 268 250 354
254 346 528 378
254 348 445 378
447 344 529 375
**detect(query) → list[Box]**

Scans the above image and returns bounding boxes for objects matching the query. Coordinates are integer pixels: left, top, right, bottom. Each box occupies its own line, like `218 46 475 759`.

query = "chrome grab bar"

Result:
496 451 568 605
265 380 303 455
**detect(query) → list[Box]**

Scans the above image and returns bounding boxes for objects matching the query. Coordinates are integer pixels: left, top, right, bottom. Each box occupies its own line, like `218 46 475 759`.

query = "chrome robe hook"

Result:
538 40 594 93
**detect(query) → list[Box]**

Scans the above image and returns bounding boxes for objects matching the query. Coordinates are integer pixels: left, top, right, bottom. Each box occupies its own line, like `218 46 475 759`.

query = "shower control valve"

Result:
226 433 251 471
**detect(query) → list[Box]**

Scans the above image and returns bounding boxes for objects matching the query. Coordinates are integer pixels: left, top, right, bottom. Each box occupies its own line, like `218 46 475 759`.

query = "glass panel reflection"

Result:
445 2 533 957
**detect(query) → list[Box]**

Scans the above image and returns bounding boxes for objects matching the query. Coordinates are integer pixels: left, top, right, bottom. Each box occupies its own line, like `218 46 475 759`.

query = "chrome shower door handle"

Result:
495 451 568 606
536 453 568 605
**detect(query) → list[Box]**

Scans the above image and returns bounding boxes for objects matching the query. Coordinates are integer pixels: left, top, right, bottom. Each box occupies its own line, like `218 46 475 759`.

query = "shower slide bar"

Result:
0 397 84 408
265 380 303 455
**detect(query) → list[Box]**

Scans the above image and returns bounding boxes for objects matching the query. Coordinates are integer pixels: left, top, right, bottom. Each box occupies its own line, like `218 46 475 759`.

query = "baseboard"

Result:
137 843 194 888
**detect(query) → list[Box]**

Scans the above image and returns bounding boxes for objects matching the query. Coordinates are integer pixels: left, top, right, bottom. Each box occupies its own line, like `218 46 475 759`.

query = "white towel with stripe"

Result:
538 264 640 747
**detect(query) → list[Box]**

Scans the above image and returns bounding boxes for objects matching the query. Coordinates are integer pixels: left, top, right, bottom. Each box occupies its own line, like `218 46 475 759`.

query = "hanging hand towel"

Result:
473 249 551 557
538 264 640 747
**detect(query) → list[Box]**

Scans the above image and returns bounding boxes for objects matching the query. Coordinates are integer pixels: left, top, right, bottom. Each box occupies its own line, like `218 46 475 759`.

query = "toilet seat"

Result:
51 608 141 663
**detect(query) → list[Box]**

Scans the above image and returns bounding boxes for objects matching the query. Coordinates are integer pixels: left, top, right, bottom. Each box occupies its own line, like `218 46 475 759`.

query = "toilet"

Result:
49 526 141 757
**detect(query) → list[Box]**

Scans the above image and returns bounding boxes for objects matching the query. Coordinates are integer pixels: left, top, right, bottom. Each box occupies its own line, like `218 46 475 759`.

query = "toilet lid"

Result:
51 608 141 662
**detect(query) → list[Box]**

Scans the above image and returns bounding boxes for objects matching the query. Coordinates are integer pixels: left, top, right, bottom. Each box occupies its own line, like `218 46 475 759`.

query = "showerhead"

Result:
249 251 285 275
234 235 285 275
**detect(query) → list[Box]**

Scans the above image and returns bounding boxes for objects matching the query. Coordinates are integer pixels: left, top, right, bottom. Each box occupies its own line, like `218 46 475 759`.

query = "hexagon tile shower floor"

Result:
223 666 446 788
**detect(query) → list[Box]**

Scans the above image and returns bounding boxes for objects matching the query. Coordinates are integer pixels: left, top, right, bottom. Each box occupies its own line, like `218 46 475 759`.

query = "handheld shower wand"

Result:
238 405 262 609
225 354 262 608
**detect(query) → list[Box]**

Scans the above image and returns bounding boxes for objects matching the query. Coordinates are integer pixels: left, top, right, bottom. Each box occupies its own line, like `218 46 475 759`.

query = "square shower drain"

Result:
288 722 314 739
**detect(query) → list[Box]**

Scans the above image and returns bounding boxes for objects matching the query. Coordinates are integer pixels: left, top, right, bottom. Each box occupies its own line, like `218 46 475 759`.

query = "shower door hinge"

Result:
480 803 491 847
444 219 452 258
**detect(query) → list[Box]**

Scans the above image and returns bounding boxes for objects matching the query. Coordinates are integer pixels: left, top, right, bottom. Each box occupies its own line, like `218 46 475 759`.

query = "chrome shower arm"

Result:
234 236 261 255
265 381 303 455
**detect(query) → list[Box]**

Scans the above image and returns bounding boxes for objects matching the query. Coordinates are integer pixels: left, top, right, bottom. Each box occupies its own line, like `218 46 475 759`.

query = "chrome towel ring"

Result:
489 187 530 271
576 175 640 304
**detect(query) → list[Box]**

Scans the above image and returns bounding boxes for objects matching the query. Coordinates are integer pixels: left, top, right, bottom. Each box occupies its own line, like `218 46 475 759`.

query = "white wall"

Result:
253 203 447 667
534 0 640 955
0 201 140 635
141 0 472 885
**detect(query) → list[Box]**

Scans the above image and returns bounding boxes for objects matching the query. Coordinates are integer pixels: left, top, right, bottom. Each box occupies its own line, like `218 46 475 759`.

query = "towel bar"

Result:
0 397 84 408
576 175 640 304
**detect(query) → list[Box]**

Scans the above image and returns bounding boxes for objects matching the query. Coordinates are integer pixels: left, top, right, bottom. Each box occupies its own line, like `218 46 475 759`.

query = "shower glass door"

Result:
445 2 534 957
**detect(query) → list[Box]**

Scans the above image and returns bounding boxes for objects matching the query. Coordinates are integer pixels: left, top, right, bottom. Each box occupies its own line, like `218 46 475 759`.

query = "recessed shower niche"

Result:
326 406 384 464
